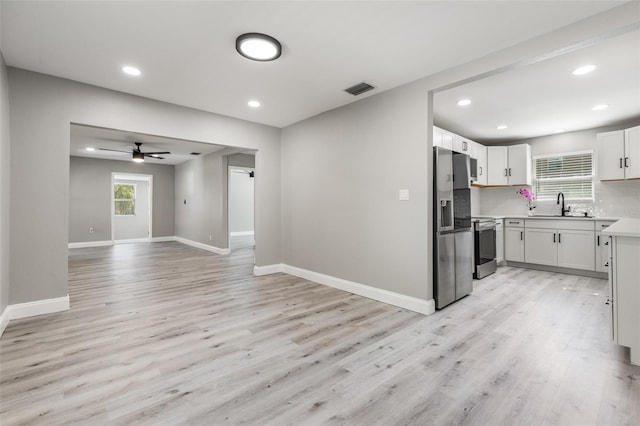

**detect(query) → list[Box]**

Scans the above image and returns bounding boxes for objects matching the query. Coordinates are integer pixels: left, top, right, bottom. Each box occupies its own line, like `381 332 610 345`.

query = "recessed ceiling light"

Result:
572 64 596 76
122 66 141 76
86 147 95 152
592 104 609 111
248 100 261 108
457 99 471 106
236 33 282 61
497 125 508 130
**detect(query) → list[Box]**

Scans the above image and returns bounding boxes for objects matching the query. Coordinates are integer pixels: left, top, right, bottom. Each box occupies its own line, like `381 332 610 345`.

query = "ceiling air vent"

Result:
344 82 375 96
190 152 201 156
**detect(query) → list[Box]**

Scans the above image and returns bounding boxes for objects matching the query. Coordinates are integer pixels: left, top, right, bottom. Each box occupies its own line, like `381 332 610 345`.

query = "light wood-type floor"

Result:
1 239 639 425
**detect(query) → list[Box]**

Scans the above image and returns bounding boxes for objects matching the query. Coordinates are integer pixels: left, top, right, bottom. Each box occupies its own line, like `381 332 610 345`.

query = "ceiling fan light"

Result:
132 151 145 162
236 33 282 61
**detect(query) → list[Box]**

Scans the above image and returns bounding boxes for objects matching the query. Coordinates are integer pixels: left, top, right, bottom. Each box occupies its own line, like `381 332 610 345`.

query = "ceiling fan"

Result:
99 142 170 162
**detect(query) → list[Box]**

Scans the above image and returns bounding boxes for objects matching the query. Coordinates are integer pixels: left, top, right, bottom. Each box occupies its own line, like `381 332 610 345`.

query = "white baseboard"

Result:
114 238 150 244
253 264 284 276
175 237 230 255
253 263 434 316
230 231 255 237
0 306 9 338
7 295 70 321
68 240 113 249
151 236 177 242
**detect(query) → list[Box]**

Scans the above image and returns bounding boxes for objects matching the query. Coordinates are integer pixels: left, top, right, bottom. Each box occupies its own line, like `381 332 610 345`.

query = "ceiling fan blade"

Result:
147 155 165 159
143 151 171 155
98 148 130 153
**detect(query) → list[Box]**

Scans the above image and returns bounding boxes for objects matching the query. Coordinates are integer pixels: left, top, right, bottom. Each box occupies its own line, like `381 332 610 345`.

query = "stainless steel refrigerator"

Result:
434 147 473 309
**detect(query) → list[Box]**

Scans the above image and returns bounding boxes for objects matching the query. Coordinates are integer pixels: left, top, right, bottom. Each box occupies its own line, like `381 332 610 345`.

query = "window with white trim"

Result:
114 183 136 215
533 151 594 201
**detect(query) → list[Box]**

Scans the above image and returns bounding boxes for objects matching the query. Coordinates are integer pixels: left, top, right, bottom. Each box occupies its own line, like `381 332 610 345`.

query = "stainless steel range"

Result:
472 218 497 279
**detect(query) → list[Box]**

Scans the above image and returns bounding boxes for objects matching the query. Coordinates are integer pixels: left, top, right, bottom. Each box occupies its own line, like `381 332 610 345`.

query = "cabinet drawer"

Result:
525 219 594 231
596 220 616 230
504 218 524 228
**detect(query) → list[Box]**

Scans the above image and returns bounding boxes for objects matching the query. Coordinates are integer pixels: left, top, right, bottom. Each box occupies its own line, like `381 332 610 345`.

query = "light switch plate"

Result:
399 189 409 201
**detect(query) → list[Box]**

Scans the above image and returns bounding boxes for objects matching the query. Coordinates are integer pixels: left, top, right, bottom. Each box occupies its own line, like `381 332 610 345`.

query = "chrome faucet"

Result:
557 192 570 216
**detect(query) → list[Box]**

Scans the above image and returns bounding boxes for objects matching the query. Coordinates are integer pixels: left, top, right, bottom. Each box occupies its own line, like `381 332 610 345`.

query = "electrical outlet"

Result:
399 189 410 201
89 226 94 233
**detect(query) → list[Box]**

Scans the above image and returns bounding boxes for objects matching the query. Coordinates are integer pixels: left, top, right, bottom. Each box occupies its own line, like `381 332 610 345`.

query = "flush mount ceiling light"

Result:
457 99 472 106
592 104 609 111
572 64 596 75
236 33 282 61
248 100 261 108
496 125 508 130
122 65 141 76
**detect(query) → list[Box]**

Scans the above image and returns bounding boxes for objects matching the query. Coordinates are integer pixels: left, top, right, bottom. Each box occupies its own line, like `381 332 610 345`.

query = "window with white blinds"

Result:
533 151 594 201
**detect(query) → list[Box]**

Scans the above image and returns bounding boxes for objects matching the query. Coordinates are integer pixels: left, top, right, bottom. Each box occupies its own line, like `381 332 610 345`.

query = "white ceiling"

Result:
1 1 627 132
70 124 228 165
435 28 640 144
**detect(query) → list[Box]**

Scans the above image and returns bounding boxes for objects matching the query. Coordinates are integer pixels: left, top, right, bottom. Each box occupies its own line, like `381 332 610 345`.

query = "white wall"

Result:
0 51 10 315
174 149 229 249
280 3 638 304
69 156 175 243
229 168 254 234
478 123 640 218
113 178 150 241
8 69 281 304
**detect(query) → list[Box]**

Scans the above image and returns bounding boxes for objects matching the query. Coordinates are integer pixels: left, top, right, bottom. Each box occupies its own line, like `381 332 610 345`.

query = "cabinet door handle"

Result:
625 157 629 168
597 235 600 246
520 231 523 240
504 168 508 177
508 168 512 176
479 166 483 176
553 233 556 243
620 158 623 168
604 261 609 267
604 241 609 246
463 141 468 151
605 297 611 305
558 233 561 243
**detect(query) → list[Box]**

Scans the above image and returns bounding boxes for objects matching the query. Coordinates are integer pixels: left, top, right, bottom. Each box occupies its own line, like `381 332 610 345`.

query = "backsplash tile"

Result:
478 180 640 218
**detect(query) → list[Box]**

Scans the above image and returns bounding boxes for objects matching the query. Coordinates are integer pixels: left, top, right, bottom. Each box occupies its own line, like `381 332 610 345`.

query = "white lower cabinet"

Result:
607 231 640 366
504 219 525 262
524 228 557 266
557 229 595 270
595 221 616 273
508 218 598 271
495 219 504 263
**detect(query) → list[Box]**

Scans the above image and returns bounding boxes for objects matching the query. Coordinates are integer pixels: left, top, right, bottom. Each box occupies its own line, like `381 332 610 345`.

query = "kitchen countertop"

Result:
501 215 619 221
602 218 640 238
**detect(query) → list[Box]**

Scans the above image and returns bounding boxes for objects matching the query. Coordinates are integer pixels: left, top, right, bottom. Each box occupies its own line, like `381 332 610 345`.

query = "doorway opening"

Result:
111 173 153 244
228 165 255 253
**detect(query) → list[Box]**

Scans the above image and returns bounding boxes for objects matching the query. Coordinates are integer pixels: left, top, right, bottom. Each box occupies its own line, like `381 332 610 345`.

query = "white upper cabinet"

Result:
625 126 640 179
507 144 532 185
597 130 626 180
433 126 453 150
453 135 471 154
471 142 488 186
487 146 509 185
597 125 640 180
487 144 532 186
